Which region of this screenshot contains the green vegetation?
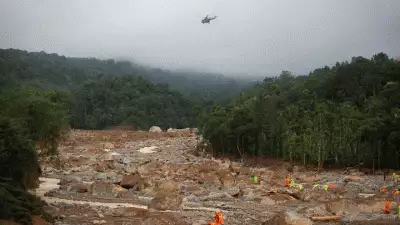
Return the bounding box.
[0,48,254,130]
[70,75,197,130]
[0,88,69,224]
[0,48,252,104]
[200,53,400,170]
[0,48,399,223]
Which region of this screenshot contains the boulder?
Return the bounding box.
[93,173,107,181]
[59,175,82,185]
[148,180,182,210]
[95,161,115,172]
[344,175,363,182]
[260,196,276,205]
[149,126,162,132]
[270,211,313,225]
[69,183,89,193]
[148,194,182,211]
[120,174,146,190]
[102,142,114,149]
[90,181,115,197]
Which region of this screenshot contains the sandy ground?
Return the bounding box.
[24,129,400,224]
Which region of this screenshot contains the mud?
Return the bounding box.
[26,129,400,224]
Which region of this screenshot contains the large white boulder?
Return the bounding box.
[149,126,162,132]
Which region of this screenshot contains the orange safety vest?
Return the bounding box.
[384,200,390,213]
[216,212,224,224]
[212,214,218,224]
[285,178,289,186]
[329,183,334,191]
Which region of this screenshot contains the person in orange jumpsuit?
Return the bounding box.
[216,211,224,224]
[384,199,391,214]
[212,211,224,224]
[285,176,290,187]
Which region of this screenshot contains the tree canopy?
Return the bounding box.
[0,48,253,104]
[200,53,400,170]
[70,75,198,130]
[0,87,69,224]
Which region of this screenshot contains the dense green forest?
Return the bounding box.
[200,53,400,170]
[0,48,255,130]
[0,48,254,104]
[69,75,198,130]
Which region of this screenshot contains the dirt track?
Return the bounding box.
[32,129,399,225]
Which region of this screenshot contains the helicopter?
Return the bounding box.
[201,15,217,24]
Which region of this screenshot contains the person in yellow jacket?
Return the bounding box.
[398,204,400,218]
[312,183,319,191]
[253,175,258,184]
[289,179,295,188]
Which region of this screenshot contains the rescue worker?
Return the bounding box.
[312,183,319,191]
[211,211,223,224]
[298,183,303,191]
[253,175,258,184]
[329,183,334,191]
[285,176,290,187]
[398,204,400,218]
[216,211,224,224]
[289,179,295,188]
[384,199,391,214]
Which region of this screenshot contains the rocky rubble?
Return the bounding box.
[33,129,400,225]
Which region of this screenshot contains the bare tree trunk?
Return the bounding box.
[236,133,243,160]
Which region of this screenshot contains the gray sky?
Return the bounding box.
[1,0,399,76]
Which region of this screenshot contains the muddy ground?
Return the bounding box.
[26,129,400,224]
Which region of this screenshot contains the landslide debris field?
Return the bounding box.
[34,129,399,225]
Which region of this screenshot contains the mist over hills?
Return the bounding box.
[0,48,258,103]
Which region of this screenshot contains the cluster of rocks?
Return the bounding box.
[36,129,400,225]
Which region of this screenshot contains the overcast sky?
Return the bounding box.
[1,0,399,76]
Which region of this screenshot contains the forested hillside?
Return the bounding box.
[200,53,400,170]
[69,76,197,130]
[0,48,253,103]
[0,48,257,130]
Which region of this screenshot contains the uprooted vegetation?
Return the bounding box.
[32,129,400,224]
